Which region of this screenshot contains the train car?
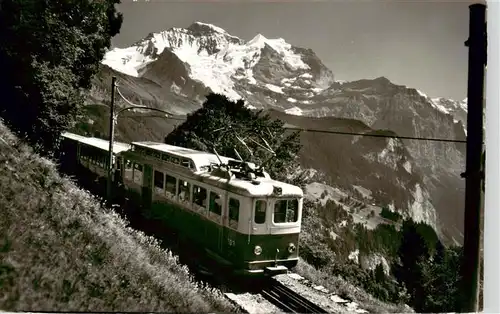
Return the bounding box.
[118,141,303,276]
[58,132,304,276]
[58,132,88,175]
[58,132,131,195]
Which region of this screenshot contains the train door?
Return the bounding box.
[142,164,153,210]
[206,189,225,253]
[217,191,230,253]
[222,194,242,263]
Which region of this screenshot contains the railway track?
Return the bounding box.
[260,278,329,313]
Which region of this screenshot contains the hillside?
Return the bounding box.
[90,21,468,245]
[0,119,238,312]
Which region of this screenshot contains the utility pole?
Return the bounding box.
[460,3,487,312]
[106,76,117,204]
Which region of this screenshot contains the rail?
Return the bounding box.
[260,278,329,313]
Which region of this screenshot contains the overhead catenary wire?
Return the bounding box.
[124,114,468,144]
[115,85,139,108]
[111,82,467,144]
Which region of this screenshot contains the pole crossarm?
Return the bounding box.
[115,105,176,118]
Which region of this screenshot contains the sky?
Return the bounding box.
[112,0,475,100]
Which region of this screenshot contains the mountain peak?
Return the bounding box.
[187,21,228,34]
[249,33,267,45]
[373,76,391,83]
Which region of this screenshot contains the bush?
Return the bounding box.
[380,206,402,222]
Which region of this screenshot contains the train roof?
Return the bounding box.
[62,132,131,154]
[129,141,303,197]
[200,172,303,198]
[60,133,303,197]
[131,141,256,172]
[61,132,88,141]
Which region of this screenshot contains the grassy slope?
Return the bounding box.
[0,120,238,312]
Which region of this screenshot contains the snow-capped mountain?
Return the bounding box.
[103,21,334,105]
[431,97,468,135]
[91,21,468,244]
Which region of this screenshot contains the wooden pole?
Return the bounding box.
[460,3,486,312]
[106,76,117,204]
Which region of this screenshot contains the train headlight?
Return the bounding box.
[288,243,296,254]
[254,245,262,256]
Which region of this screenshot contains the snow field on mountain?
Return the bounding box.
[103,23,311,101]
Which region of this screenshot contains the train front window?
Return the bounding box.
[254,200,267,224]
[273,199,299,223]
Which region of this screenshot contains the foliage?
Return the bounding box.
[380,206,402,222]
[0,0,123,155]
[391,219,464,313]
[165,93,306,185]
[418,244,462,312]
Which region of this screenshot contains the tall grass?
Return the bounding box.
[0,120,239,312]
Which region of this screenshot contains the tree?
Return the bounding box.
[165,93,305,185]
[419,245,462,312]
[0,0,123,155]
[392,219,432,309]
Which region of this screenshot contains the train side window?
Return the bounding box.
[83,147,89,161]
[178,180,191,203]
[254,200,267,224]
[165,174,177,198]
[193,185,207,211]
[228,198,240,229]
[181,159,191,168]
[153,170,164,194]
[274,199,299,223]
[133,163,143,185]
[124,159,133,180]
[209,191,222,216]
